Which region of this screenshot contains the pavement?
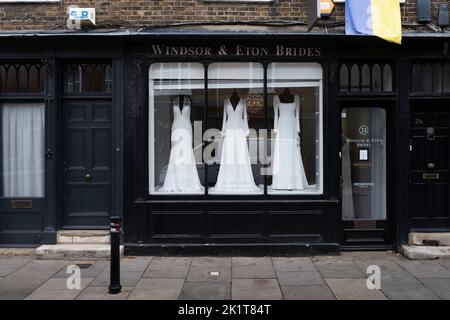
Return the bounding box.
[1,251,450,300]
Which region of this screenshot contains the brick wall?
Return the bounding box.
[0,0,448,31]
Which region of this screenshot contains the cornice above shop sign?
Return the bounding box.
[146,44,322,58]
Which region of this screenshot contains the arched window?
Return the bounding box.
[63,63,112,95]
[383,64,393,92]
[361,64,370,92]
[28,65,40,93]
[422,62,433,92]
[350,64,360,92]
[339,64,349,92]
[17,65,28,92]
[412,63,423,92]
[372,64,382,92]
[0,62,45,94]
[6,65,18,92]
[0,64,6,92]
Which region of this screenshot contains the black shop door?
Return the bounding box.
[410,106,450,229]
[62,99,112,229]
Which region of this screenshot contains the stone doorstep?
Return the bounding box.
[401,245,450,260]
[408,232,450,246]
[35,244,123,260]
[57,230,110,244]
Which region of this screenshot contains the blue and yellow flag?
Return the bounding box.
[345,0,402,45]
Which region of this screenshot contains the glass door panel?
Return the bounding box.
[341,107,386,220]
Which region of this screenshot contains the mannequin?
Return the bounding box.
[178,95,185,111]
[212,91,259,193]
[230,89,241,110]
[271,92,309,191]
[161,95,203,193]
[278,87,295,103]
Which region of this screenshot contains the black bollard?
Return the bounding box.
[108,216,122,294]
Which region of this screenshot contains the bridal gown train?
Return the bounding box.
[161,100,203,192]
[271,95,309,190]
[213,97,259,192]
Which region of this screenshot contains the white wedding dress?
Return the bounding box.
[212,97,259,193]
[271,95,309,190]
[161,98,203,193]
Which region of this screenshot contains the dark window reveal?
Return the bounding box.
[412,61,450,94]
[339,62,394,93]
[64,63,112,94]
[0,63,45,94]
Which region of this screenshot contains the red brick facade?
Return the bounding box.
[0,1,448,31]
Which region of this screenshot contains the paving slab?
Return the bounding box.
[378,269,422,287]
[353,259,403,274]
[438,260,450,269]
[381,283,441,300]
[120,256,153,272]
[419,278,450,300]
[277,271,324,286]
[0,256,32,277]
[52,260,108,278]
[90,270,143,287]
[272,257,316,272]
[186,257,231,282]
[396,260,450,279]
[76,286,133,300]
[129,278,184,300]
[25,277,93,300]
[232,257,276,279]
[179,281,231,300]
[316,262,366,279]
[143,257,192,278]
[312,251,399,263]
[0,260,68,300]
[232,257,272,266]
[325,279,387,300]
[231,279,282,300]
[281,285,336,300]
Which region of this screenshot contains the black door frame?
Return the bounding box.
[56,58,123,231]
[337,99,396,248]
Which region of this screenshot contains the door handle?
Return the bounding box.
[85,174,92,180]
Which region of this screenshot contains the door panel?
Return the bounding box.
[341,107,390,246]
[62,99,112,228]
[410,107,450,228]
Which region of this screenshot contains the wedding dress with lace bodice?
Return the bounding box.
[271,95,309,190]
[212,97,259,193]
[161,97,203,192]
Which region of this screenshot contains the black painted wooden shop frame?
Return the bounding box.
[0,38,124,247]
[123,35,404,255]
[0,33,449,254]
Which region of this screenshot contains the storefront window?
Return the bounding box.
[341,107,386,220]
[149,63,204,194]
[207,63,264,194]
[148,62,323,196]
[267,63,323,194]
[1,103,45,197]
